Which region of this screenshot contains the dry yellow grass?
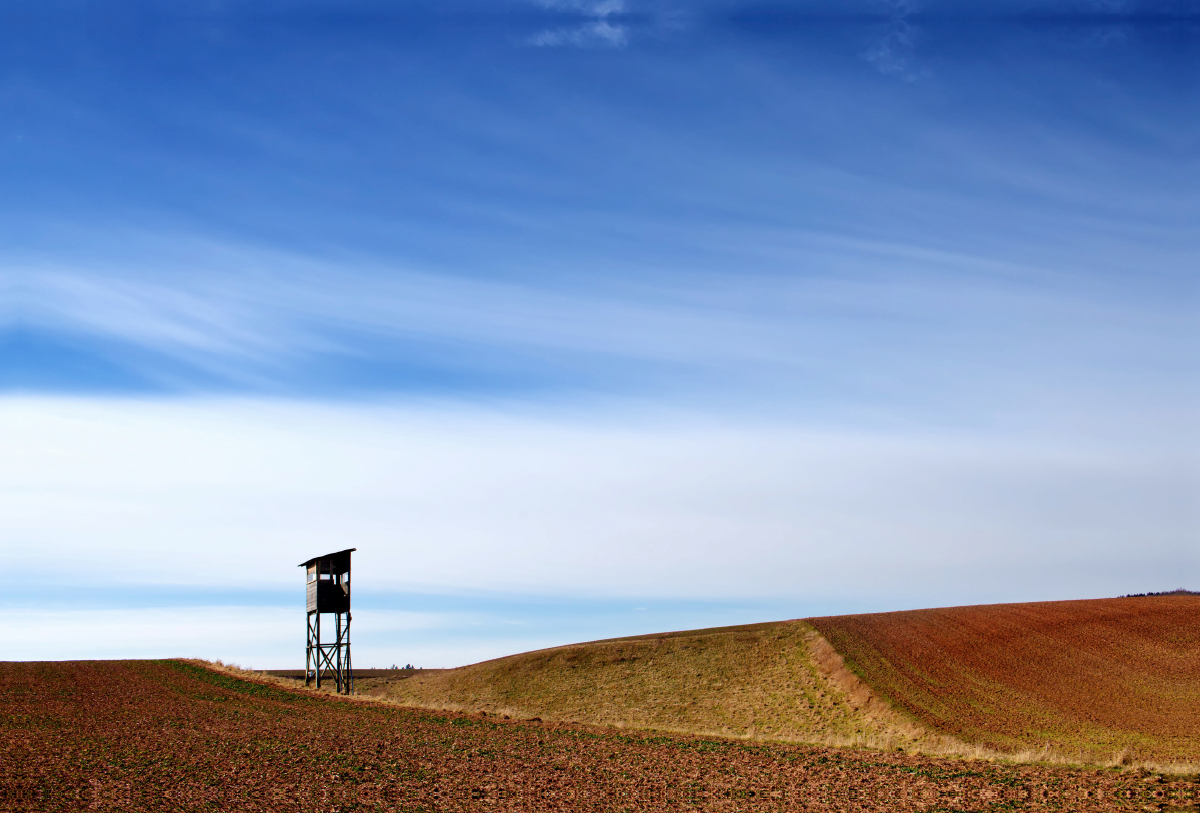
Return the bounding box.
[351,614,1199,775]
[362,620,939,751]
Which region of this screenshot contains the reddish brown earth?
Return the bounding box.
[2,660,1196,812]
[809,595,1200,763]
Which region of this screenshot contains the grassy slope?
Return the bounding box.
[364,620,921,750]
[363,596,1198,766]
[809,595,1200,763]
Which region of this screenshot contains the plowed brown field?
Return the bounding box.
[809,595,1200,764]
[3,659,1197,812]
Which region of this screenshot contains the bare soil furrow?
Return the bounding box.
[2,659,1196,812]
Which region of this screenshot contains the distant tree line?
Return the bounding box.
[1119,588,1198,597]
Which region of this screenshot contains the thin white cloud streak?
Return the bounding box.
[3,232,1189,425]
[526,0,630,47]
[3,398,1193,606]
[528,20,629,47]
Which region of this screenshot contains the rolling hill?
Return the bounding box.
[362,595,1200,766]
[362,619,928,751]
[809,594,1200,764]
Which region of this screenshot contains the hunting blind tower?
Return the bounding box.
[300,548,355,694]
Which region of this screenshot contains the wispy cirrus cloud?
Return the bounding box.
[528,19,630,47]
[862,1,927,80]
[526,0,632,47]
[2,224,1190,450]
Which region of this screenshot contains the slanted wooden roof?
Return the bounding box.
[298,548,356,569]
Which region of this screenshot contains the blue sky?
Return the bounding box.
[1,1,1196,667]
